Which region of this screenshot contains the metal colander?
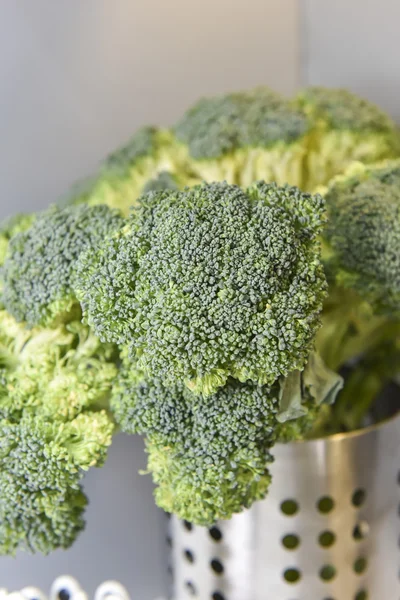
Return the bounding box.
[168,410,400,600]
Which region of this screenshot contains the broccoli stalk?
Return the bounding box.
[315,287,400,371]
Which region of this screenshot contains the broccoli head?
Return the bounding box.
[294,87,400,190]
[111,351,342,524]
[0,310,117,554]
[2,203,123,327]
[76,181,327,395]
[174,86,310,187]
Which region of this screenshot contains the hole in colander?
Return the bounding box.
[283,568,301,583]
[354,591,368,600]
[184,549,195,563]
[209,526,223,542]
[280,499,299,516]
[167,565,173,576]
[210,558,224,575]
[320,564,337,581]
[318,530,336,547]
[185,581,196,596]
[353,521,369,540]
[282,533,300,550]
[397,470,400,485]
[354,557,368,574]
[166,536,172,547]
[212,593,225,600]
[317,496,335,514]
[352,489,366,507]
[183,520,193,532]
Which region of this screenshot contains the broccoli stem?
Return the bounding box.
[329,367,385,432]
[316,286,400,371]
[311,335,400,436]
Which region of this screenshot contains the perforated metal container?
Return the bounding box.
[168,411,400,600]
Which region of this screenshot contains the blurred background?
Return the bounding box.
[0,1,399,598]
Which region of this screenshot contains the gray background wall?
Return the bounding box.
[303,0,400,122]
[0,0,300,219]
[0,1,398,598]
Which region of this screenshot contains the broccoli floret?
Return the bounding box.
[313,160,400,372]
[0,213,35,308]
[56,173,99,209]
[0,468,87,556]
[0,214,34,267]
[0,412,111,555]
[324,160,400,315]
[174,86,310,187]
[111,374,278,525]
[56,129,198,215]
[2,203,123,327]
[141,169,201,195]
[146,434,273,525]
[76,182,327,395]
[111,352,342,524]
[142,170,180,194]
[294,87,400,190]
[78,127,195,215]
[0,311,117,554]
